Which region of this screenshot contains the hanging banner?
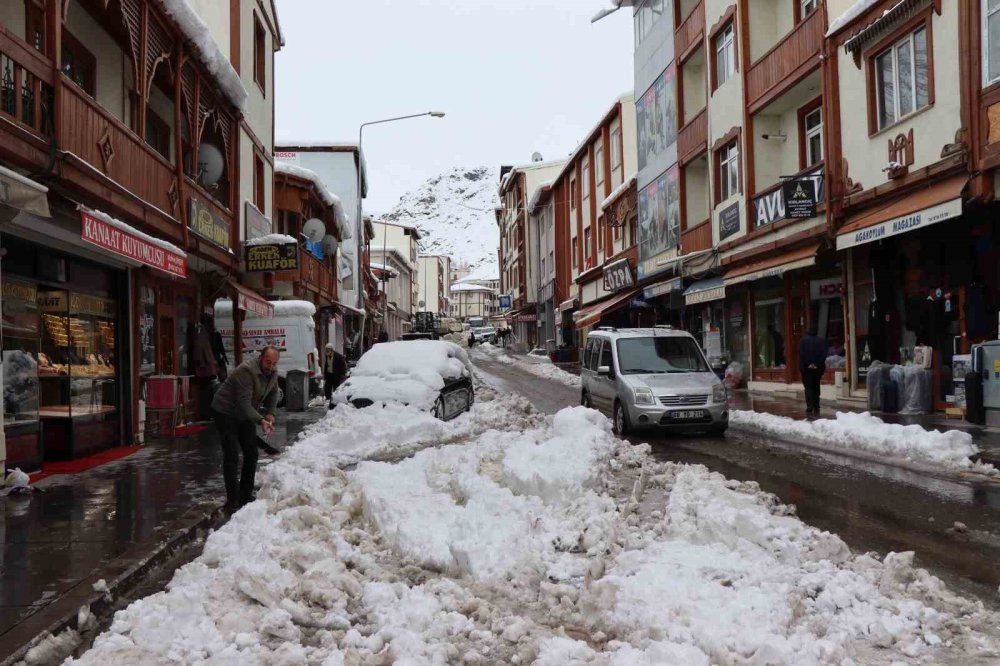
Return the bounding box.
[81,210,187,277]
[782,178,818,218]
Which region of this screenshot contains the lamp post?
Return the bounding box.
[357,111,445,342]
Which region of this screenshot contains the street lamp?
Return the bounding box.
[356,111,446,342]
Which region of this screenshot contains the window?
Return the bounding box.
[254,152,265,210]
[610,124,622,171]
[572,237,579,268]
[633,0,665,47]
[717,139,739,202]
[600,340,614,371]
[583,227,591,261]
[985,0,1000,86]
[615,337,710,374]
[25,1,46,53]
[802,105,823,167]
[715,22,736,88]
[800,0,819,19]
[254,13,266,92]
[548,250,554,274]
[595,143,604,187]
[62,31,96,96]
[582,157,590,200]
[874,26,929,130]
[570,179,578,210]
[145,110,171,160]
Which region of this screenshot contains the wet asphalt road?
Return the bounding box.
[472,352,1000,608]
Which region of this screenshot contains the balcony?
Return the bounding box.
[674,0,704,61]
[300,250,337,302]
[678,108,707,165]
[0,27,54,157]
[745,6,824,115]
[681,219,712,253]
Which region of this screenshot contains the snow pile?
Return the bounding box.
[68,396,1000,665]
[335,340,472,409]
[731,410,995,475]
[381,166,500,276]
[476,343,582,388]
[244,233,297,246]
[159,0,247,110]
[215,299,316,319]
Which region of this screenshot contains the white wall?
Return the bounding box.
[239,0,275,146]
[66,0,125,121]
[683,155,709,228]
[748,0,794,64]
[682,50,707,123]
[188,0,230,56]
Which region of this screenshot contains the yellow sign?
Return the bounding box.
[70,293,115,317]
[189,197,230,248]
[246,243,299,272]
[3,281,37,303]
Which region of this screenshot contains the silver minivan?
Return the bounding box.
[580,327,728,436]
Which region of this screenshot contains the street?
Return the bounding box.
[472,350,1000,608]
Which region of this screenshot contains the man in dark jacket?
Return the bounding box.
[212,346,280,512]
[798,327,827,415]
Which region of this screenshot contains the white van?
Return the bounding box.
[214,299,319,405]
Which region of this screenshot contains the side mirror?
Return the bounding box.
[597,365,611,377]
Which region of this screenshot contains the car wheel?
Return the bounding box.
[613,400,631,437]
[581,391,592,408]
[707,424,727,437]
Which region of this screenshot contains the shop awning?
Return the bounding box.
[80,206,187,277]
[643,277,683,300]
[335,300,365,316]
[559,297,579,312]
[683,277,726,305]
[228,279,274,318]
[835,174,967,251]
[0,164,49,217]
[574,287,642,329]
[724,243,820,287]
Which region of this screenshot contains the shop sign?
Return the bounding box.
[686,285,726,305]
[81,210,187,277]
[188,197,230,249]
[603,259,635,293]
[515,312,537,322]
[236,291,274,318]
[245,243,299,272]
[719,202,741,241]
[836,197,962,251]
[644,277,683,300]
[810,277,844,300]
[3,281,38,333]
[245,201,272,241]
[782,178,818,219]
[70,293,115,317]
[499,294,512,310]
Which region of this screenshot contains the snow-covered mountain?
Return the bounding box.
[380,166,500,277]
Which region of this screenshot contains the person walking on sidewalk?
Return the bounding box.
[211,346,280,512]
[798,326,827,415]
[322,343,348,402]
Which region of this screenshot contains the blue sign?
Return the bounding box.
[499,295,512,310]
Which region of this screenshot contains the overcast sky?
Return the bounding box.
[274,0,634,215]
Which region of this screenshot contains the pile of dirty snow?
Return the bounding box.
[731,410,995,475]
[475,344,581,388]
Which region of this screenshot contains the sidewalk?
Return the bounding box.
[0,407,327,663]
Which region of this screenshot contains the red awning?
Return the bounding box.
[229,279,274,318]
[574,287,643,330]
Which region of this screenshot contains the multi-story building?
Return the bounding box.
[371,220,420,337]
[450,282,499,322]
[417,255,452,316]
[369,249,413,341]
[273,144,368,358]
[497,157,566,347]
[0,0,278,471]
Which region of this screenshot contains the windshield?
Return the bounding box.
[615,337,710,375]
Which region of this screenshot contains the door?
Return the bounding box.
[159,315,175,374]
[591,339,618,416]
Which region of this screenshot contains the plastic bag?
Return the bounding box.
[5,467,29,489]
[723,361,744,389]
[866,361,888,411]
[900,365,932,414]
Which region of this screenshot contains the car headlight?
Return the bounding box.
[633,387,655,406]
[712,383,727,403]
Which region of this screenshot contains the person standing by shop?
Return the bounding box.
[798,326,827,415]
[211,346,280,512]
[322,343,348,402]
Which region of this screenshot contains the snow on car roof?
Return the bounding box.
[336,340,472,410]
[588,327,694,339]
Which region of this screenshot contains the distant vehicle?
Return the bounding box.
[215,299,319,406]
[400,332,434,341]
[333,340,474,420]
[412,311,439,339]
[580,327,728,436]
[467,316,485,329]
[473,326,497,344]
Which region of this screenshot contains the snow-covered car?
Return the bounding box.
[332,340,474,420]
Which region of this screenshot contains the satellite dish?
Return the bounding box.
[302,218,326,243]
[322,234,339,255]
[531,152,543,163]
[198,142,225,186]
[418,300,425,308]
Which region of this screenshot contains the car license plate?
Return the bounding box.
[669,410,704,420]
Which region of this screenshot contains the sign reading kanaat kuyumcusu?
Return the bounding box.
[245,243,299,272]
[81,210,187,277]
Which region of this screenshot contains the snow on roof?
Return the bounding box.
[499,159,569,193]
[214,298,316,318]
[159,0,247,111]
[244,233,297,247]
[373,219,422,239]
[276,142,360,150]
[827,0,882,36]
[551,93,635,186]
[336,340,471,409]
[451,282,497,293]
[78,205,186,257]
[275,161,352,240]
[370,262,400,278]
[527,181,553,215]
[600,173,637,211]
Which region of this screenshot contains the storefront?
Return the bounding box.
[836,175,983,406]
[682,277,728,374]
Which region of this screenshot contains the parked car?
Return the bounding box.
[332,340,474,421]
[580,326,728,436]
[400,332,434,341]
[473,326,497,344]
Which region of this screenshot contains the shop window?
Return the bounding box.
[873,24,930,130]
[254,13,267,93]
[3,280,41,428]
[754,281,786,369]
[139,286,156,375]
[985,0,1000,86]
[713,22,736,90]
[61,31,96,97]
[810,282,846,371]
